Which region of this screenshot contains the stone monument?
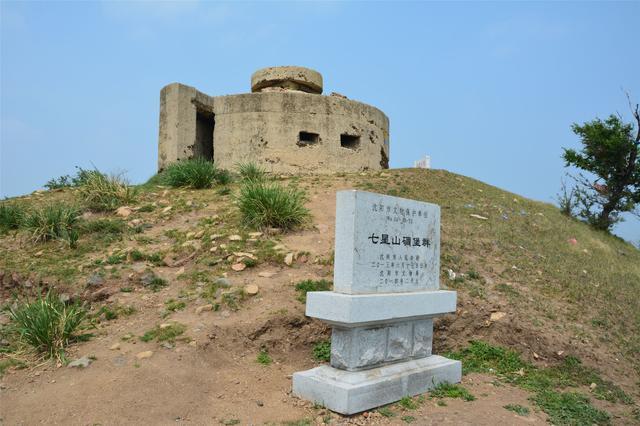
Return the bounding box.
[292,190,461,415]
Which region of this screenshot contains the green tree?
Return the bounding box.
[562,101,640,231]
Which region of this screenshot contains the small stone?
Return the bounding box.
[130,218,142,226]
[228,234,242,241]
[34,250,43,257]
[589,382,597,390]
[161,342,174,349]
[209,246,218,253]
[244,284,259,296]
[210,234,223,240]
[196,304,214,314]
[140,272,156,286]
[115,206,133,217]
[186,232,196,239]
[215,278,231,288]
[447,269,456,280]
[284,252,294,266]
[234,252,257,260]
[231,263,246,272]
[162,206,172,213]
[194,230,205,239]
[136,351,154,359]
[490,312,506,321]
[86,273,105,287]
[68,356,92,368]
[109,343,120,350]
[258,271,275,278]
[273,244,287,251]
[188,341,197,347]
[159,323,172,329]
[533,352,540,360]
[58,293,71,304]
[248,232,263,238]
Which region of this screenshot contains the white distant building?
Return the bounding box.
[414,155,431,169]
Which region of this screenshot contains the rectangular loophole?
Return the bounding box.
[341,134,360,150]
[298,131,319,146]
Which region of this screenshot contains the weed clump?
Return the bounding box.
[312,340,331,362]
[77,170,136,211]
[295,279,332,303]
[140,323,186,343]
[161,158,229,189]
[44,166,101,190]
[0,202,26,232]
[256,349,272,365]
[23,203,80,247]
[430,383,476,401]
[8,291,89,361]
[238,181,310,230]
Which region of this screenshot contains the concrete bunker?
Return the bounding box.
[157,66,390,173]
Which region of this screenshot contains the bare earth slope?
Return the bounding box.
[1,169,639,425]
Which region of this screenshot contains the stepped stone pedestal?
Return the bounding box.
[292,190,461,415]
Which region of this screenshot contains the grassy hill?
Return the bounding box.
[1,168,639,424]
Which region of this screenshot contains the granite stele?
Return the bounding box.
[292,190,461,415]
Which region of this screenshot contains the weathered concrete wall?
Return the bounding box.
[157,68,390,173]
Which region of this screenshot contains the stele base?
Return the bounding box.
[292,355,462,415]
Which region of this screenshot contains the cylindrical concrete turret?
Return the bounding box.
[251,66,323,94]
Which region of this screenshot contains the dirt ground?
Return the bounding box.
[1,174,638,425]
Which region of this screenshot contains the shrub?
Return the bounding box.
[9,291,89,361]
[256,349,272,365]
[238,162,266,182]
[23,203,80,247]
[161,158,229,189]
[295,279,332,303]
[44,166,101,190]
[77,170,136,211]
[0,202,26,232]
[238,181,310,230]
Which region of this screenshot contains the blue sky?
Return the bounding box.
[1,1,639,244]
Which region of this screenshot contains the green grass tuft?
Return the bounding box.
[295,279,332,303]
[76,170,136,212]
[533,390,610,425]
[8,291,89,361]
[161,158,229,189]
[237,180,310,230]
[0,202,26,232]
[140,323,186,343]
[23,203,80,247]
[430,383,476,401]
[237,162,266,182]
[503,404,530,416]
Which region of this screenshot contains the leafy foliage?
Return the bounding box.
[23,203,80,247]
[238,181,310,230]
[563,111,640,231]
[312,340,331,362]
[161,158,229,189]
[9,291,89,361]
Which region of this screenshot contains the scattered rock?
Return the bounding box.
[447,269,456,280]
[161,342,174,349]
[136,351,153,360]
[159,323,172,329]
[248,232,263,238]
[470,214,488,220]
[215,278,231,288]
[589,382,597,391]
[186,231,196,239]
[58,293,71,304]
[162,206,172,213]
[115,206,133,217]
[244,284,259,296]
[284,252,294,266]
[109,343,120,351]
[209,246,218,253]
[210,234,223,240]
[34,250,43,257]
[568,238,578,245]
[89,287,112,302]
[258,271,275,278]
[194,230,205,239]
[86,273,105,288]
[68,356,92,368]
[130,218,142,226]
[234,252,257,260]
[196,304,214,314]
[490,312,506,321]
[228,235,242,241]
[273,244,287,251]
[140,272,156,286]
[231,263,246,272]
[163,255,176,267]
